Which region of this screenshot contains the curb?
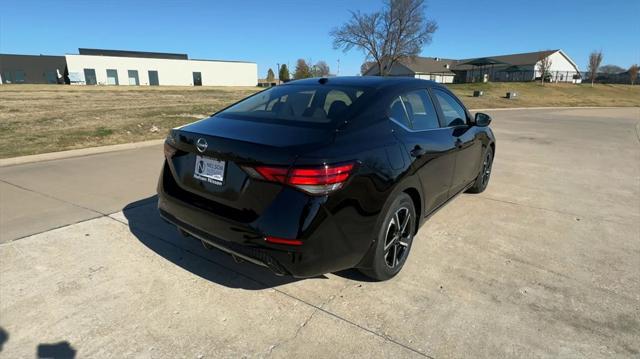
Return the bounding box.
[1,107,637,167]
[0,139,165,167]
[469,106,638,112]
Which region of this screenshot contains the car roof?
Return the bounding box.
[283,76,439,90]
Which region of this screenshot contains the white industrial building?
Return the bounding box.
[1,48,258,86]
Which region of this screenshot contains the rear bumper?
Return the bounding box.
[158,208,290,275]
[157,162,372,277]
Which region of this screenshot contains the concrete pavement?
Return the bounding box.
[0,108,639,358]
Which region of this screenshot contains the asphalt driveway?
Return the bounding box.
[1,108,638,358]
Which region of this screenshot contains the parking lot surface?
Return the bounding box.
[1,108,639,358]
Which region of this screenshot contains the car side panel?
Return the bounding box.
[429,86,485,194]
[450,126,484,193]
[389,121,457,215]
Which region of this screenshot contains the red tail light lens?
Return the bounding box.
[264,236,303,246]
[244,162,356,195]
[254,166,288,182]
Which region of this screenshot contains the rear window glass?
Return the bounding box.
[218,85,368,124]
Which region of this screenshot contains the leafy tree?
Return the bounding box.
[266,68,275,81]
[278,64,290,82]
[331,0,437,76]
[629,64,639,85]
[293,59,313,79]
[588,50,603,87]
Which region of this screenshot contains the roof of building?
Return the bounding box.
[78,48,189,60]
[453,50,558,70]
[399,57,457,74]
[364,50,573,75]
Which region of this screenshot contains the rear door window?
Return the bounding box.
[433,90,467,127]
[400,90,439,130]
[388,96,411,129]
[388,90,440,130]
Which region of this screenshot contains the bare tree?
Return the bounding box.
[629,64,639,85]
[537,55,552,85]
[588,50,604,87]
[331,0,437,76]
[313,61,331,77]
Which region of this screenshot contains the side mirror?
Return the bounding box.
[474,112,492,127]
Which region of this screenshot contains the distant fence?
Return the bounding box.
[583,72,639,84]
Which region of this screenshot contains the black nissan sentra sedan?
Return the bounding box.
[158,77,495,280]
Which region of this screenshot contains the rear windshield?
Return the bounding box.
[217,85,369,124]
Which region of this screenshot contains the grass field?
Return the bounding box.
[1,82,638,158]
[447,82,640,109]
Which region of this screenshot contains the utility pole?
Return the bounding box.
[276,63,280,84]
[336,58,340,76]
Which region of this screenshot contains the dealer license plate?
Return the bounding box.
[193,155,225,185]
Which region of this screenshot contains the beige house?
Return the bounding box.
[363,57,456,83]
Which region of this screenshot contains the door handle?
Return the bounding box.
[410,145,426,157]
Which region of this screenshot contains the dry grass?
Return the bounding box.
[0,85,260,158]
[1,83,638,158]
[447,82,640,109]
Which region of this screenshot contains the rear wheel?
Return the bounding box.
[359,193,416,281]
[467,147,493,194]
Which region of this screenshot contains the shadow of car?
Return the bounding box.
[122,196,329,289]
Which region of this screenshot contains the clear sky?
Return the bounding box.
[1,0,638,77]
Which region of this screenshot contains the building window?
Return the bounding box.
[106,69,119,85]
[84,69,97,85]
[192,72,202,86]
[127,70,139,85]
[148,70,159,86]
[2,71,13,84]
[45,71,57,84]
[13,70,26,83]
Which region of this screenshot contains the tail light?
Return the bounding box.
[264,236,303,246]
[242,162,356,195]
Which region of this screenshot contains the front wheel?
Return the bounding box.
[467,146,494,194]
[359,193,416,281]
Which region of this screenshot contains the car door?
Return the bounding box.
[431,88,483,195]
[388,88,457,215]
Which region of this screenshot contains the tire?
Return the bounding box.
[467,146,494,194]
[359,193,416,281]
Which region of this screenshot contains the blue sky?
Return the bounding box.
[1,0,638,77]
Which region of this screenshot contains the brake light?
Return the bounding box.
[244,162,356,195]
[264,236,303,246]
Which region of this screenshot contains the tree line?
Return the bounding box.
[587,50,637,86]
[266,59,331,82]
